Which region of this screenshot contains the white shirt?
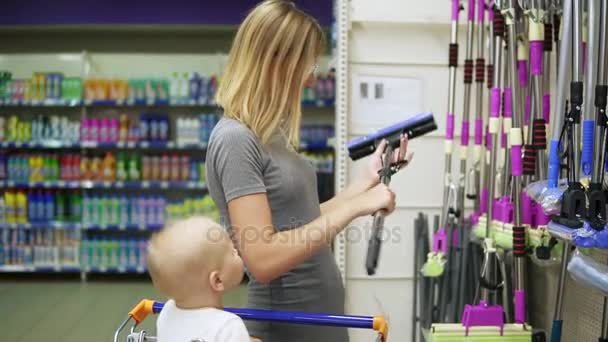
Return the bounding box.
[157,300,250,342]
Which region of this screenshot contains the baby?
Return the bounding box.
[148,216,251,342]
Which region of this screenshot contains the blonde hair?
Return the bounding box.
[216,0,325,147]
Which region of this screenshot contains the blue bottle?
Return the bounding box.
[44,192,54,222]
[28,192,37,222]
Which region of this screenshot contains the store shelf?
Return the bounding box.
[299,142,333,151]
[0,223,162,231]
[86,266,147,274]
[1,180,207,190]
[0,141,206,150]
[0,265,146,274]
[0,98,335,108]
[0,265,81,273]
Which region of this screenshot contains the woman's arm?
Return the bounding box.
[228,184,395,284]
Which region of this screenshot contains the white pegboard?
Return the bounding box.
[530,249,608,342]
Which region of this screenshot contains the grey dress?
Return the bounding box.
[206,117,348,342]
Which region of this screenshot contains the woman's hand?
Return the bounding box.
[364,134,414,188]
[351,183,396,216]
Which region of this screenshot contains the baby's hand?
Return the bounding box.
[250,338,263,342]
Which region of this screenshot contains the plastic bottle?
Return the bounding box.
[16,191,27,224]
[127,238,137,268]
[138,238,147,269]
[170,155,180,181]
[128,154,140,181]
[0,197,5,224]
[159,116,168,142]
[72,193,82,223]
[116,153,127,181]
[118,239,128,268]
[159,155,169,181]
[72,155,80,181]
[44,192,54,222]
[119,114,129,143]
[150,156,160,181]
[28,192,37,223]
[109,118,119,143]
[54,191,63,222]
[89,118,99,143]
[90,195,99,225]
[82,194,90,225]
[138,196,147,226]
[102,152,115,181]
[139,115,148,142]
[120,196,129,226]
[149,118,159,142]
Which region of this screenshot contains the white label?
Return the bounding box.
[510,128,523,146]
[444,140,453,154]
[140,142,149,148]
[160,181,169,189]
[460,145,468,160]
[503,118,512,133]
[142,181,150,188]
[489,118,500,134]
[116,181,124,188]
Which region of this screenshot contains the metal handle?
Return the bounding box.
[366,214,385,275]
[119,299,389,342]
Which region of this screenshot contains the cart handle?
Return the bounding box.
[128,299,388,342]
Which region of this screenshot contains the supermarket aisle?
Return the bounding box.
[0,280,247,342]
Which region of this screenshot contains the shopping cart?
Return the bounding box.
[115,299,389,342]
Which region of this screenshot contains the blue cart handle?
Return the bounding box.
[128,299,388,342]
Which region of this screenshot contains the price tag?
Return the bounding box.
[57,180,66,187]
[127,142,136,148]
[14,142,22,148]
[116,99,124,106]
[54,265,61,272]
[116,181,124,188]
[117,142,125,148]
[42,181,51,188]
[147,99,155,106]
[99,266,107,273]
[187,182,196,189]
[118,225,126,231]
[6,181,14,187]
[141,181,150,188]
[140,141,149,148]
[126,99,135,106]
[118,267,126,273]
[160,181,169,189]
[139,225,146,231]
[137,267,145,273]
[103,181,111,188]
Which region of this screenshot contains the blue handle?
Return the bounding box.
[551,319,562,342]
[548,139,561,188]
[347,112,436,150]
[151,302,375,329]
[581,119,594,176]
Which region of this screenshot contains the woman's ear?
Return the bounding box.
[208,270,225,292]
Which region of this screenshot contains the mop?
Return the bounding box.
[346,113,438,275]
[430,3,533,340]
[422,0,462,322]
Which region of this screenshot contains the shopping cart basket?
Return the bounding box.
[115,299,389,342]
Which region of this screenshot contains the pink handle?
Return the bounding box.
[461,120,470,146]
[477,0,485,23]
[468,0,475,21]
[504,88,512,118]
[447,113,455,140]
[525,96,531,125]
[480,188,489,214]
[514,290,526,324]
[490,88,501,118]
[452,0,461,21]
[530,41,544,76]
[475,118,483,145]
[511,145,522,176]
[543,94,550,123]
[518,61,529,87]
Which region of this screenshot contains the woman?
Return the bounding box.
[206,1,412,341]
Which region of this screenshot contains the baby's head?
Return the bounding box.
[147,216,244,303]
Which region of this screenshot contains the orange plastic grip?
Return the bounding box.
[128,299,156,324]
[373,315,389,342]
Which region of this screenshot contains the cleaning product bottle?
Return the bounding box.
[170,155,180,181]
[116,152,127,181]
[138,238,147,269]
[15,191,27,224]
[44,192,54,222]
[71,193,81,223]
[28,192,37,223]
[82,194,90,225]
[120,196,129,226]
[119,114,128,143]
[4,192,14,224]
[160,154,170,181]
[128,238,137,268]
[119,238,128,269]
[128,154,140,181]
[102,152,115,181]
